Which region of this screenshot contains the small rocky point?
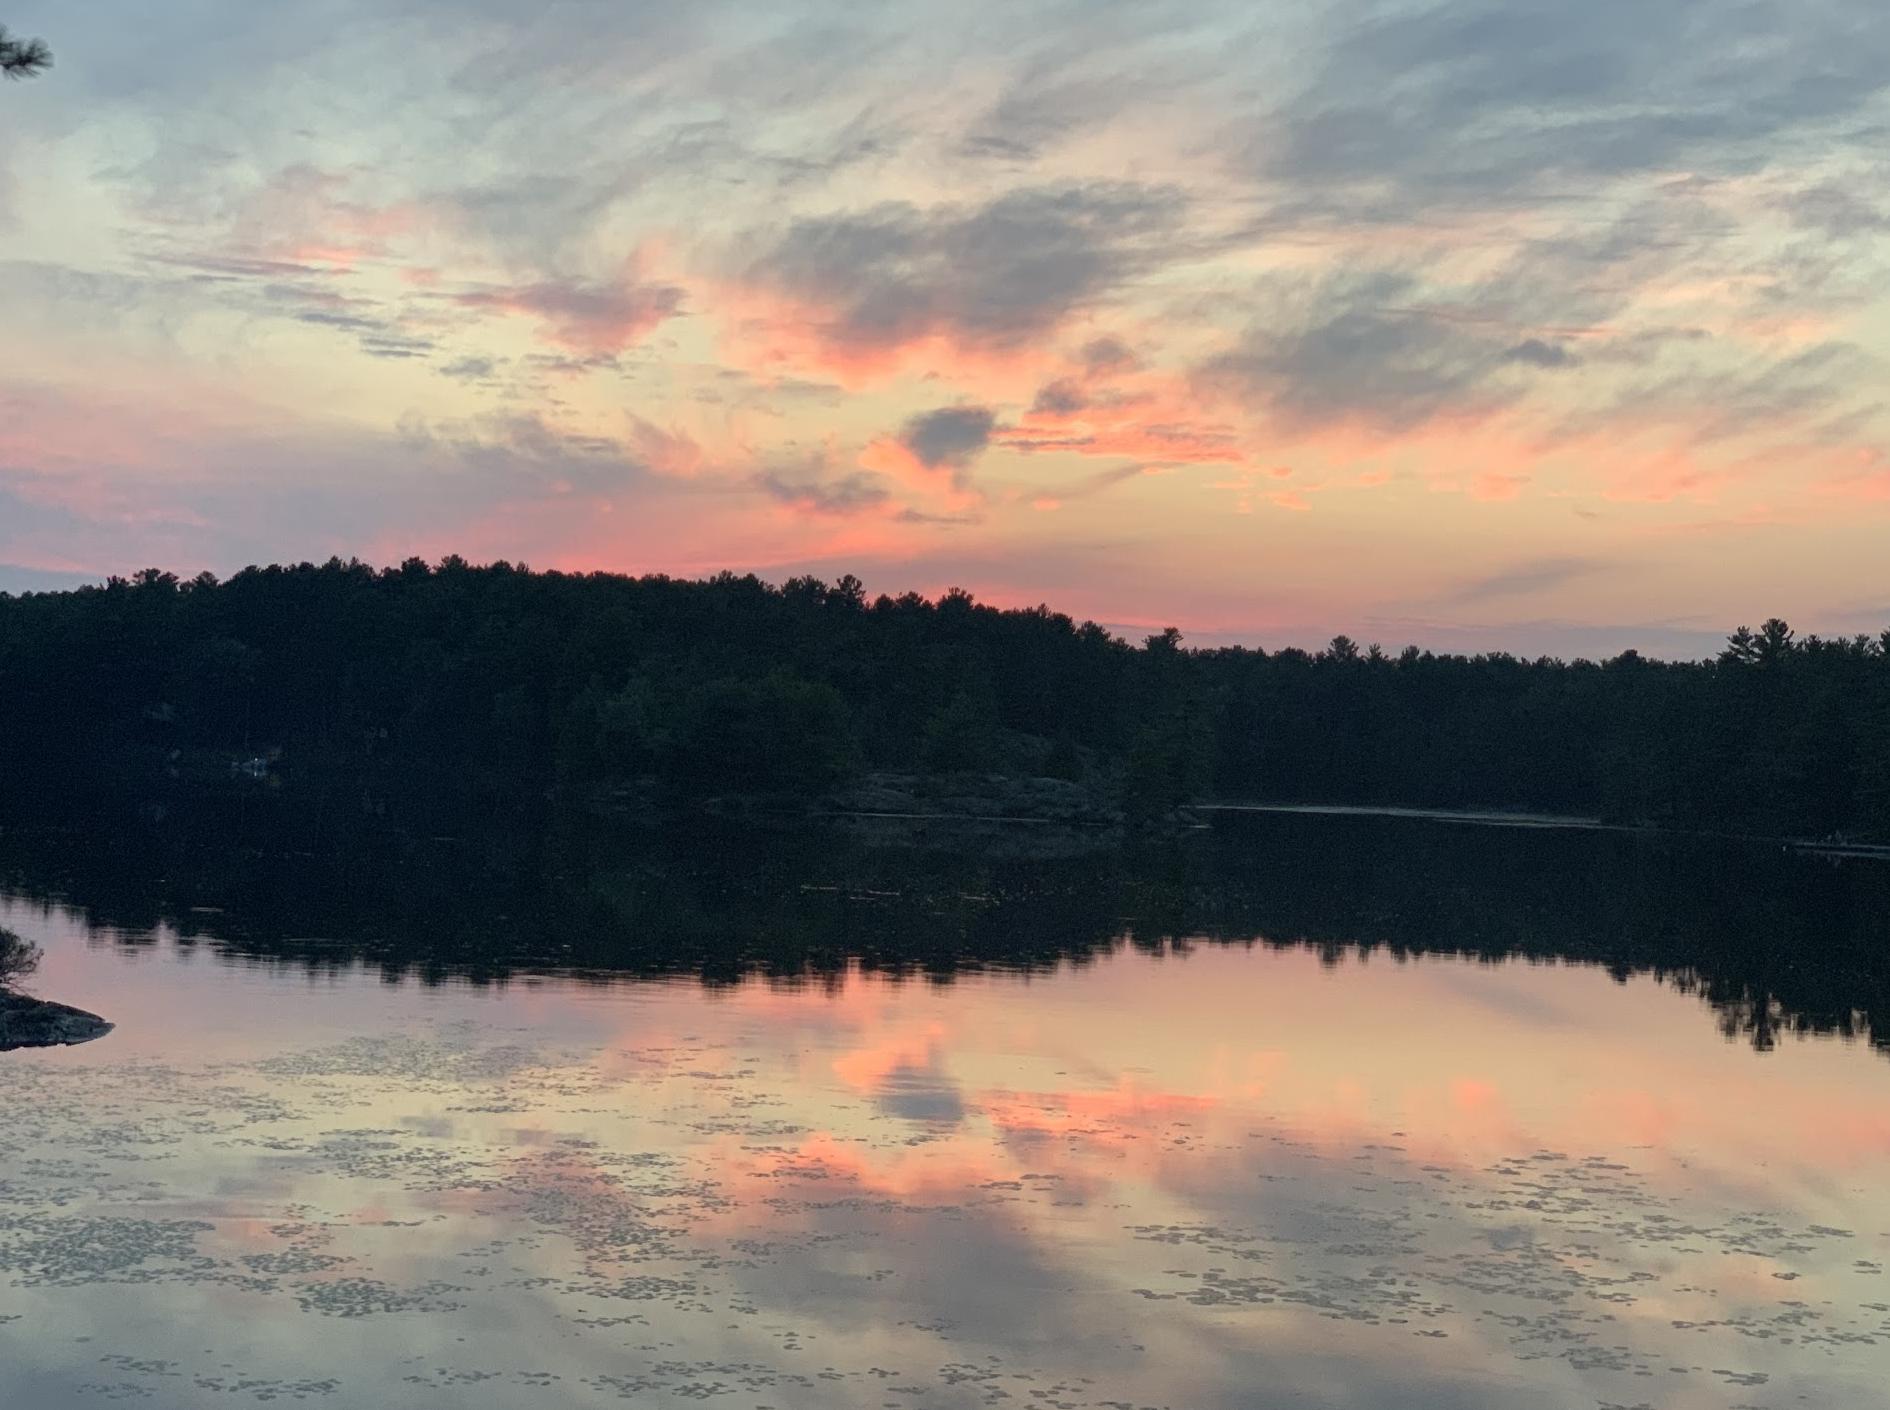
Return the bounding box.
[0,992,114,1051]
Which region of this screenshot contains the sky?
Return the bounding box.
[2,0,1888,656]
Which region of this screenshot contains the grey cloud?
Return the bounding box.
[4,257,384,361]
[1776,182,1890,239]
[1578,326,1711,367]
[413,107,905,274]
[1501,338,1579,369]
[255,281,374,316]
[1031,379,1089,415]
[1199,276,1517,432]
[146,251,339,280]
[453,276,685,356]
[360,334,435,359]
[294,310,383,332]
[740,183,1182,354]
[1079,335,1140,374]
[428,171,644,270]
[958,134,1040,163]
[439,1,712,90]
[1195,198,1765,430]
[289,305,434,361]
[438,355,502,381]
[753,469,890,515]
[1567,339,1878,447]
[1265,0,1890,211]
[953,2,1258,164]
[75,243,452,372]
[522,351,622,375]
[901,405,998,470]
[962,69,1128,163]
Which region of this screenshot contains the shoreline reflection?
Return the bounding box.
[1,803,1889,1408]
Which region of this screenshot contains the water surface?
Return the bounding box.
[2,809,1888,1408]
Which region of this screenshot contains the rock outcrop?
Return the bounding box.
[0,992,114,1051]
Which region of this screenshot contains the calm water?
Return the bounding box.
[2,806,1889,1408]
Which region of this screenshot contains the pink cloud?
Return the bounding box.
[1470,472,1527,502]
[626,417,708,478]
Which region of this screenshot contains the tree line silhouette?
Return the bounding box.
[2,559,1887,840]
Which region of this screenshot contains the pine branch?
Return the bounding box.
[0,25,52,79]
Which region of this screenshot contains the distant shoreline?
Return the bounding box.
[1198,801,1890,860]
[1198,801,1607,829]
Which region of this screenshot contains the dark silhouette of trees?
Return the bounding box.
[0,25,49,79]
[921,684,1004,773]
[2,559,1887,840]
[659,671,860,795]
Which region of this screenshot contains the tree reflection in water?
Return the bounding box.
[3,785,1885,1058]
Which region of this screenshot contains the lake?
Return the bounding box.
[2,801,1888,1408]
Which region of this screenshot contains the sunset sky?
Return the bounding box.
[3,0,1888,654]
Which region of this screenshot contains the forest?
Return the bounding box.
[2,558,1887,841]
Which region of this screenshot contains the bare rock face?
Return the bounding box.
[0,992,114,1051]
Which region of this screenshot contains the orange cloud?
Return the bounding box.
[857,437,981,512]
[1471,472,1528,502]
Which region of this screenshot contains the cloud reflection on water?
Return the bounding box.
[3,887,1888,1406]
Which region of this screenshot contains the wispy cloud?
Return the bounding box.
[1441,556,1609,604]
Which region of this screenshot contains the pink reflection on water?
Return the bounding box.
[6,893,1890,1407]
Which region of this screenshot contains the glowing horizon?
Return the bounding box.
[3,1,1888,657]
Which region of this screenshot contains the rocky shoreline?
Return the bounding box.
[824,772,1127,827]
[0,992,114,1051]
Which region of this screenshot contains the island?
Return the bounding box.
[0,928,112,1051]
